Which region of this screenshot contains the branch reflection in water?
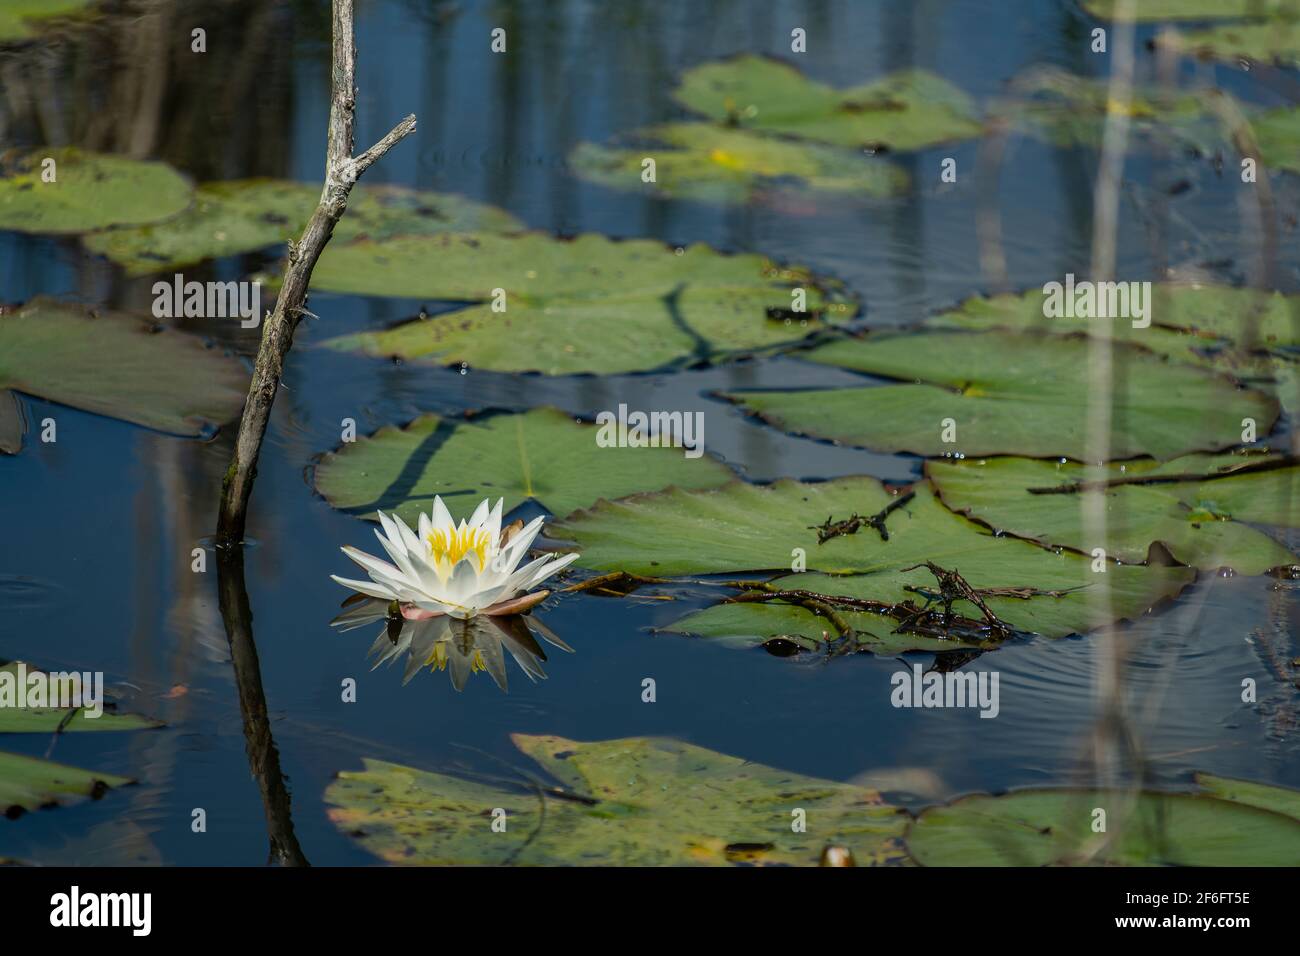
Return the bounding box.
[216,547,310,867]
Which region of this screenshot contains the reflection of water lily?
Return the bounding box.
[330,497,577,621]
[331,597,572,692]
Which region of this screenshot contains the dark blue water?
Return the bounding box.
[1,0,1298,865]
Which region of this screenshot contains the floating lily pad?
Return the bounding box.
[930,285,1300,354]
[325,734,908,866]
[556,478,1193,640]
[928,455,1299,574]
[1194,773,1300,820]
[1000,67,1220,151]
[1163,19,1300,66]
[0,389,22,454]
[1083,0,1294,21]
[664,601,990,656]
[1252,106,1300,175]
[0,148,191,235]
[314,406,734,524]
[570,123,908,204]
[905,788,1300,866]
[928,285,1300,424]
[313,232,853,375]
[0,297,247,453]
[83,179,523,276]
[725,331,1277,460]
[0,0,94,42]
[674,55,982,151]
[0,751,133,816]
[0,662,163,732]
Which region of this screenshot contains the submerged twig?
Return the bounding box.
[559,571,674,594]
[216,0,416,545]
[809,491,915,544]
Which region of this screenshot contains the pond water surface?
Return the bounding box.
[1,0,1298,865]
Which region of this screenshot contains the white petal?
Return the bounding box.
[486,499,504,544]
[499,553,556,593]
[468,498,490,530]
[374,519,418,580]
[330,575,398,600]
[341,545,407,588]
[410,597,456,616]
[443,558,488,612]
[517,551,579,591]
[432,496,453,531]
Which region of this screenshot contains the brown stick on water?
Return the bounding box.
[216,0,416,545]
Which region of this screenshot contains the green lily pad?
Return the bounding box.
[0,148,191,235]
[673,55,982,151]
[313,406,734,524]
[0,0,93,42]
[905,788,1300,866]
[0,297,247,453]
[313,232,854,375]
[1194,773,1300,820]
[1000,67,1220,151]
[83,178,523,277]
[0,751,133,816]
[928,455,1298,575]
[930,285,1300,354]
[1164,19,1300,66]
[1252,106,1300,175]
[555,478,1193,641]
[0,662,163,732]
[0,389,22,454]
[1083,0,1295,21]
[928,285,1300,428]
[570,123,908,204]
[325,734,909,866]
[724,331,1277,460]
[664,601,990,656]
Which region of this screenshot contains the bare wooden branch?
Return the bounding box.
[216,0,415,544]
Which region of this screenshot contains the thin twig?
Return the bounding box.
[1026,454,1298,495]
[809,491,916,543]
[216,0,416,544]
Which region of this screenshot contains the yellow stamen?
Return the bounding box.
[427,524,490,568]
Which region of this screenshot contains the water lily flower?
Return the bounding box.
[331,497,578,621]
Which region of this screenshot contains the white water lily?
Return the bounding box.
[331,497,578,621]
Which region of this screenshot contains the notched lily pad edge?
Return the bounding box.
[900,782,1300,866]
[672,51,985,151]
[552,474,1199,651]
[304,229,861,377]
[921,457,1300,576]
[0,294,250,441]
[718,326,1284,460]
[311,404,743,520]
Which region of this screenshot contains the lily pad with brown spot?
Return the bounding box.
[83,178,523,276]
[312,232,855,375]
[325,734,909,866]
[570,123,908,204]
[905,787,1300,866]
[554,478,1194,644]
[674,55,982,151]
[0,148,192,235]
